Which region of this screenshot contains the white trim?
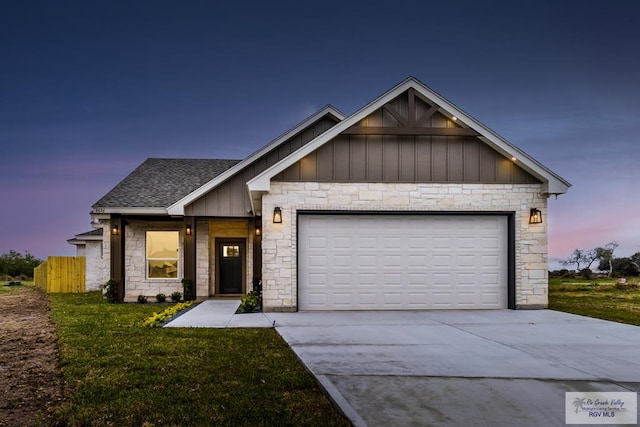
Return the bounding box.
[166,105,345,216]
[248,77,571,196]
[92,207,168,215]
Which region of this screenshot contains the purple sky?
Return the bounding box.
[1,1,639,269]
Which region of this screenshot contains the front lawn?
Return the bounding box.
[549,277,640,326]
[50,292,349,426]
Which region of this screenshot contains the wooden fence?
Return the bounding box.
[34,256,86,293]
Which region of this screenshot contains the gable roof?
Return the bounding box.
[93,158,240,214]
[67,228,103,246]
[166,105,345,215]
[246,77,570,212]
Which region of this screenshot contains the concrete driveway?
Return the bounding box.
[267,310,640,426]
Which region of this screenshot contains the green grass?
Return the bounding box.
[0,280,33,294]
[549,277,640,326]
[49,292,349,426]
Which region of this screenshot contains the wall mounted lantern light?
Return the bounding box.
[185,224,192,235]
[273,207,282,224]
[529,208,543,224]
[111,224,119,235]
[255,216,262,236]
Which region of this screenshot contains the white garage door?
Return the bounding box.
[298,214,508,310]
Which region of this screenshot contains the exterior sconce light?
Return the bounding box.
[273,207,282,224]
[111,224,119,235]
[185,224,192,235]
[529,208,542,224]
[255,216,262,236]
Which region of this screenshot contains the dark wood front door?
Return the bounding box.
[217,240,245,294]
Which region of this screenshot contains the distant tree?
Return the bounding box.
[595,242,619,277]
[0,250,43,278]
[561,248,599,272]
[630,252,640,271]
[561,249,586,272]
[607,258,640,277]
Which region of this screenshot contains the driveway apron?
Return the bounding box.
[267,310,640,427]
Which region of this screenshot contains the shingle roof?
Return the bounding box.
[76,229,103,237]
[67,228,103,245]
[93,158,241,208]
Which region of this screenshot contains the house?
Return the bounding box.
[74,77,570,310]
[67,229,104,291]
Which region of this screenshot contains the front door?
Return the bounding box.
[217,240,245,294]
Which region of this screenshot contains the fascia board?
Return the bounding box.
[167,105,346,216]
[415,79,572,193]
[91,207,168,215]
[248,77,571,194]
[77,235,103,241]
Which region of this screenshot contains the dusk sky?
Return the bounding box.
[1,1,639,270]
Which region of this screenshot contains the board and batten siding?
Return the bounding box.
[273,92,540,184]
[273,134,540,184]
[185,115,339,217]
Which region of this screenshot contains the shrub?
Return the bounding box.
[156,293,166,303]
[170,291,182,302]
[239,290,260,313]
[142,301,194,327]
[102,279,118,303]
[137,295,148,304]
[579,268,593,279]
[549,269,573,278]
[182,278,194,301]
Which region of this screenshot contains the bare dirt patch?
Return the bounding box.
[0,286,63,426]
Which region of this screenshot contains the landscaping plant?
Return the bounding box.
[181,277,194,301]
[102,278,118,303]
[240,290,260,313]
[142,301,194,327]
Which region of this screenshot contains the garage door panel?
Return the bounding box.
[298,214,507,310]
[333,255,352,267]
[308,273,327,285]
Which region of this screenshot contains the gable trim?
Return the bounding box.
[247,77,571,199]
[166,105,345,216]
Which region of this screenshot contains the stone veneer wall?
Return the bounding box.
[85,239,107,291]
[123,221,184,302]
[261,182,548,312]
[195,221,209,299]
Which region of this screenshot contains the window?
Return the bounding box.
[222,245,240,258]
[146,231,179,278]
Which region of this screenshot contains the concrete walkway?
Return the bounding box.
[164,305,640,426]
[163,300,273,328]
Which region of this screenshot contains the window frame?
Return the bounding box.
[145,230,180,280]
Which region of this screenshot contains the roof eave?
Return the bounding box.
[91,207,169,215]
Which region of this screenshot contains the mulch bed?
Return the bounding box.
[0,286,63,426]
